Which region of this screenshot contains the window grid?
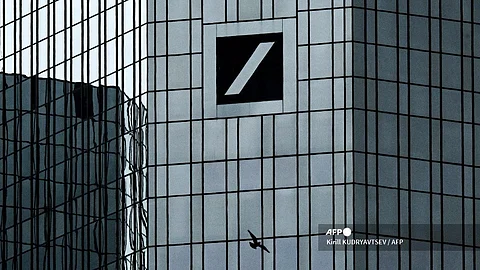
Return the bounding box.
[1,0,147,269]
[2,0,479,269]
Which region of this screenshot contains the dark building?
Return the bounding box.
[0,73,146,269]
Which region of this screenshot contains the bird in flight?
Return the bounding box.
[248,230,270,253]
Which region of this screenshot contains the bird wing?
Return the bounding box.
[260,244,270,253]
[248,230,258,243]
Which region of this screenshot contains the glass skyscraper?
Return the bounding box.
[2,0,480,269]
[146,0,480,269]
[0,74,127,269]
[350,0,479,268]
[1,1,148,269]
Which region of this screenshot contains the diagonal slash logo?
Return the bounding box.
[225,42,275,96]
[216,33,283,105]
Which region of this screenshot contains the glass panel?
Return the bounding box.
[310,10,332,43]
[443,121,462,163]
[299,113,309,153]
[203,0,225,23]
[378,155,397,188]
[167,55,191,89]
[311,0,332,9]
[192,244,203,268]
[169,245,191,269]
[311,154,333,185]
[431,19,440,52]
[274,114,297,155]
[298,12,309,45]
[310,44,332,79]
[411,159,430,192]
[151,198,167,245]
[378,112,397,155]
[378,187,398,231]
[312,240,334,268]
[168,122,190,163]
[377,11,396,46]
[410,117,430,160]
[239,117,262,158]
[168,0,190,19]
[410,16,429,50]
[333,9,344,42]
[240,236,262,269]
[377,46,397,80]
[442,20,461,54]
[275,189,297,235]
[168,90,191,121]
[443,196,462,241]
[410,50,429,85]
[168,164,191,195]
[334,78,345,108]
[442,89,461,121]
[334,110,345,151]
[442,54,461,89]
[410,85,429,117]
[239,0,261,20]
[275,237,297,270]
[311,186,332,229]
[204,162,226,193]
[239,159,261,190]
[192,196,203,242]
[239,191,261,239]
[205,243,227,269]
[298,46,309,80]
[443,164,462,196]
[298,188,310,235]
[310,111,332,153]
[377,0,396,11]
[441,0,460,20]
[227,193,238,240]
[168,196,191,244]
[377,81,397,113]
[204,194,226,241]
[275,157,297,188]
[204,119,226,161]
[168,21,190,54]
[310,79,332,110]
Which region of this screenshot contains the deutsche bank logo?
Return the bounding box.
[204,19,296,117]
[216,33,283,105]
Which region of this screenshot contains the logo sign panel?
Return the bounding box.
[216,33,283,105]
[204,19,297,118]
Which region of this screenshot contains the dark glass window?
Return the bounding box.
[73,82,94,120]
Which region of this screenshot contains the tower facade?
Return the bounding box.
[145,0,480,269]
[0,0,479,269]
[350,1,480,268]
[146,0,355,269]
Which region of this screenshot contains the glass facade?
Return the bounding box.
[146,0,480,269]
[0,1,148,269]
[1,0,480,269]
[351,0,480,269]
[146,0,355,269]
[0,74,125,269]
